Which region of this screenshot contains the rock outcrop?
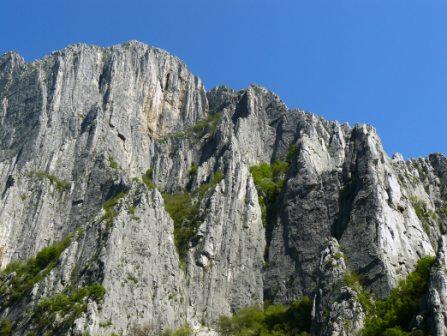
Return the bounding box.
[312,238,365,336]
[428,236,447,336]
[0,41,446,335]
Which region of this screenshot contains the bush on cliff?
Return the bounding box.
[217,296,312,336]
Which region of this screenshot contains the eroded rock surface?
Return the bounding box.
[0,42,446,335]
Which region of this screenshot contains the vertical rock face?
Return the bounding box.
[428,236,447,336]
[264,119,435,302]
[0,41,206,266]
[0,41,446,335]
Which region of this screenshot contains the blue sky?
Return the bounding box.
[1,0,446,158]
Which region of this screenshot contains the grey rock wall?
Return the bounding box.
[428,236,447,336]
[0,41,446,335]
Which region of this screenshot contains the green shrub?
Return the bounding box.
[189,163,198,177]
[439,205,447,217]
[35,283,106,334]
[409,196,437,235]
[128,205,136,215]
[410,197,436,220]
[0,320,11,336]
[144,168,153,179]
[196,171,224,197]
[87,283,106,300]
[250,161,288,206]
[36,235,71,270]
[190,112,222,139]
[108,156,119,170]
[162,192,199,264]
[279,296,312,334]
[32,170,71,192]
[102,191,127,226]
[208,112,222,137]
[381,327,410,336]
[169,112,222,141]
[333,252,343,260]
[162,325,193,336]
[286,144,297,162]
[0,235,73,306]
[344,271,363,289]
[162,171,224,266]
[343,271,374,314]
[217,296,311,336]
[250,161,289,262]
[142,168,156,189]
[192,119,209,136]
[37,283,105,313]
[362,256,436,336]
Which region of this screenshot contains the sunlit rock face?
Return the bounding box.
[0,41,446,335]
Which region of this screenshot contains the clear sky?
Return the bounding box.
[1,0,446,159]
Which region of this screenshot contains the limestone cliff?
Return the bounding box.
[0,41,446,335]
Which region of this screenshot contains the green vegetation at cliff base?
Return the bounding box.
[217,296,312,336]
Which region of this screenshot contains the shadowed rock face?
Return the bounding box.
[0,41,446,335]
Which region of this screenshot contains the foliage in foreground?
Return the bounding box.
[217,296,312,336]
[361,256,436,336]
